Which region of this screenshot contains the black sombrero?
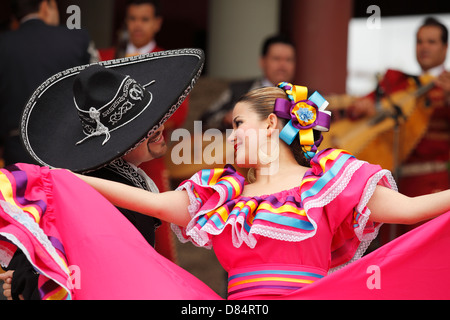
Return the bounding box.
[20,48,204,173]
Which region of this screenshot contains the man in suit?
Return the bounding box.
[99,0,163,60]
[201,34,297,131]
[0,0,95,166]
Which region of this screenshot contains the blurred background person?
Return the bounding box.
[200,34,296,131]
[348,17,450,242]
[0,0,96,167]
[98,0,163,60]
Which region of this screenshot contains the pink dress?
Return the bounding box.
[1,149,450,300]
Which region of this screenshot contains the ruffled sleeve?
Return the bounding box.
[171,165,245,248]
[300,149,397,271]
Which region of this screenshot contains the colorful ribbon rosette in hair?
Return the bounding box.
[274,82,331,159]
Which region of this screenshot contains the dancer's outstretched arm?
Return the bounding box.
[74,173,191,227]
[75,172,450,228]
[369,186,450,225]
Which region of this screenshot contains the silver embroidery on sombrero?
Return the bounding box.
[76,107,112,145]
[74,76,155,146]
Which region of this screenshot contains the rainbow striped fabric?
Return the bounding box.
[0,164,72,300]
[227,264,326,299]
[173,148,392,268]
[174,163,319,249]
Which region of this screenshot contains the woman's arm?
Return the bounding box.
[368,185,450,224]
[74,173,192,227]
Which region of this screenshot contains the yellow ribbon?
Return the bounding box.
[286,85,315,150]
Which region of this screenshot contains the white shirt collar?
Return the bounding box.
[126,40,157,56]
[422,64,446,77]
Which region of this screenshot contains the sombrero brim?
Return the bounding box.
[21,48,204,173]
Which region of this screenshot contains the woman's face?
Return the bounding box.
[228,102,270,167]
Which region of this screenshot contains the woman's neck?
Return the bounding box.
[255,141,305,181]
[255,157,304,182]
[241,152,307,197]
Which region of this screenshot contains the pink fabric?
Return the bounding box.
[174,150,392,276]
[279,211,450,300]
[0,164,220,300]
[173,149,450,299]
[0,149,449,299]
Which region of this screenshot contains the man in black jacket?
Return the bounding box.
[0,0,95,166]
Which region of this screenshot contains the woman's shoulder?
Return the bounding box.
[299,148,361,199]
[300,148,356,182]
[311,148,355,168]
[300,148,389,205]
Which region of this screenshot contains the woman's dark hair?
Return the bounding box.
[237,86,319,167]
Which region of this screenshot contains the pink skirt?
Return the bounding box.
[0,163,449,300]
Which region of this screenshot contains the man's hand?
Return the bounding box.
[0,270,23,300]
[348,96,377,119]
[434,71,450,103]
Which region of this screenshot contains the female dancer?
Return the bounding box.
[1,83,450,300]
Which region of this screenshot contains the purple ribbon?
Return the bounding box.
[274,98,330,131]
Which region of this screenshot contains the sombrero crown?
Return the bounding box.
[73,64,154,146]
